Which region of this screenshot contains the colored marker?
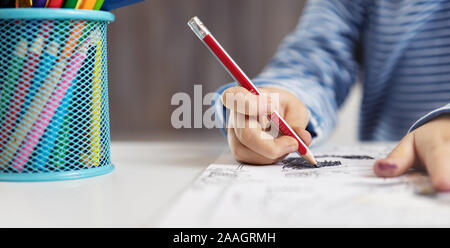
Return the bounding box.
[32,0,48,7]
[80,29,102,167]
[58,20,85,63]
[0,39,27,125]
[46,0,63,8]
[188,17,317,166]
[45,4,92,169]
[63,0,82,8]
[23,20,55,112]
[0,42,61,169]
[100,0,143,11]
[89,30,104,166]
[93,0,103,10]
[0,35,44,155]
[0,40,27,169]
[34,78,74,170]
[50,102,72,168]
[79,0,96,9]
[11,41,90,171]
[16,0,32,7]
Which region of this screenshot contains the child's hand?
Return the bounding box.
[373,115,450,192]
[222,86,312,164]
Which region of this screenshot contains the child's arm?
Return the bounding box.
[213,0,366,145]
[212,0,366,164]
[408,104,450,134]
[374,103,450,192]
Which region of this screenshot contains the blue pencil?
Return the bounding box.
[32,0,49,7]
[100,0,144,10]
[34,82,74,170]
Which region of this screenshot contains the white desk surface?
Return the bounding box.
[0,140,226,227]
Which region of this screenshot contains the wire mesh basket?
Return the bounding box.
[0,9,115,181]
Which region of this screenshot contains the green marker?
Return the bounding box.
[50,108,71,168]
[0,39,28,123]
[63,0,82,8]
[93,0,105,10]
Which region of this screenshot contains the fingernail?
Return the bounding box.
[286,146,297,154]
[377,162,397,171]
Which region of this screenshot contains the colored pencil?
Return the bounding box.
[66,0,98,166]
[79,0,96,9]
[34,77,74,169]
[50,99,71,168]
[32,0,48,7]
[88,30,103,166]
[0,35,44,156]
[63,0,82,8]
[46,0,63,8]
[23,20,55,112]
[11,41,90,171]
[0,42,60,169]
[58,20,85,62]
[79,29,102,167]
[101,0,144,11]
[93,0,103,10]
[16,0,32,7]
[0,39,28,126]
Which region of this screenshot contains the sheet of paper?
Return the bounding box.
[158,144,450,227]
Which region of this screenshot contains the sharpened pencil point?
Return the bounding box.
[303,150,317,167]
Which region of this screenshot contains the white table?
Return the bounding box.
[0,140,226,227]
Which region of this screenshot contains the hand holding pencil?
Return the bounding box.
[188,17,316,166]
[222,86,313,165]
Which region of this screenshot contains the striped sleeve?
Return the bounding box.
[213,0,366,145]
[409,103,450,133]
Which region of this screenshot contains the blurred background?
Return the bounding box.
[107,0,361,144]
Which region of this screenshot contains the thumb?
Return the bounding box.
[373,132,417,177]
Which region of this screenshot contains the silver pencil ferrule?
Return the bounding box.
[188,16,210,40]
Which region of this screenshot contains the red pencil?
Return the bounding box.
[187,17,317,166]
[0,22,53,154]
[47,0,63,8]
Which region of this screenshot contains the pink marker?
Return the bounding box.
[11,43,89,171]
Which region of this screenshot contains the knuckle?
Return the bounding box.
[222,88,243,109]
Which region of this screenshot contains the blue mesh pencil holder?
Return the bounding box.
[0,9,115,181]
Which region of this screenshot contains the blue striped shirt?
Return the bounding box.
[214,0,450,145]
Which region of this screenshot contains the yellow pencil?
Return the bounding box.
[88,30,103,167]
[80,29,102,167]
[74,0,83,8]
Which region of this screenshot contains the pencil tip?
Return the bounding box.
[303,150,317,167]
